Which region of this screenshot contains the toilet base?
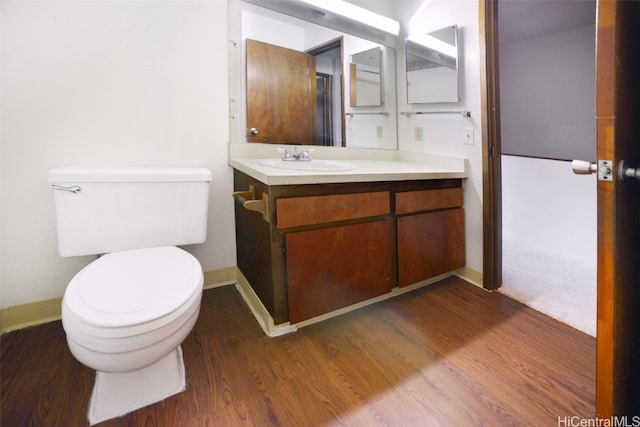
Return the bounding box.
[87,346,186,425]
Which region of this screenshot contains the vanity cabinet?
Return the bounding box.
[233,170,464,325]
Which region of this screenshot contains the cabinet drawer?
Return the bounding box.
[276,191,390,229]
[395,187,462,215]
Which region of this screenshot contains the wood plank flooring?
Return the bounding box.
[1,277,595,426]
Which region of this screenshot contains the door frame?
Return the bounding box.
[308,37,346,147]
[479,0,502,291]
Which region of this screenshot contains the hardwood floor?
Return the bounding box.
[1,277,595,426]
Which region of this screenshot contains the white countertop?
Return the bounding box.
[228,143,468,186]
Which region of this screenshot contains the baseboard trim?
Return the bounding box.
[0,298,63,335]
[1,266,484,335]
[203,266,237,290]
[234,267,463,336]
[234,269,297,337]
[1,266,238,335]
[294,271,455,329]
[455,266,483,288]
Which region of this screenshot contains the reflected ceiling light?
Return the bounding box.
[299,0,400,36]
[407,33,457,58]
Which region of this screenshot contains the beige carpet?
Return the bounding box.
[499,240,597,336]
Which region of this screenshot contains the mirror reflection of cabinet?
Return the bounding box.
[349,47,383,107]
[406,25,460,104]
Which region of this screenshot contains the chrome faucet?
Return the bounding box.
[280,147,313,162]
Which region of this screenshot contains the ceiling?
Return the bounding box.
[499,0,596,44]
[348,0,425,26]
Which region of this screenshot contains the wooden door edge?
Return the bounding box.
[479,0,502,291]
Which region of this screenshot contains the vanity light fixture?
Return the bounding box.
[407,33,457,59]
[298,0,400,36]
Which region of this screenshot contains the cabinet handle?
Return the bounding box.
[232,185,270,223]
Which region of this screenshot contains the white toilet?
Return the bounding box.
[48,167,212,425]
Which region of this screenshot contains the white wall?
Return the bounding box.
[500,24,596,161]
[1,0,234,308]
[398,0,484,275]
[502,156,596,265]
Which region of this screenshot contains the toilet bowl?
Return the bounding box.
[49,166,212,424]
[62,246,204,424]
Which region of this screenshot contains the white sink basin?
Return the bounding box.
[258,159,357,171]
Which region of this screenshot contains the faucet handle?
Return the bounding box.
[276,147,293,160]
[276,147,314,161]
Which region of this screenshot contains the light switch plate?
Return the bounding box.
[463,128,474,145]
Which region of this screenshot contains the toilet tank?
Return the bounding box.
[49,167,212,257]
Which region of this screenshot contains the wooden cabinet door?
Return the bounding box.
[286,219,393,323]
[397,208,465,287]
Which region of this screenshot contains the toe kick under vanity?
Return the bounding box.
[229,144,469,336]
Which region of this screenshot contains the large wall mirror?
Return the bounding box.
[406,25,460,104]
[229,0,398,150]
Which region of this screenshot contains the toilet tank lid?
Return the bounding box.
[48,167,212,183]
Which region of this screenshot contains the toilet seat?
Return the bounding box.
[63,246,203,339]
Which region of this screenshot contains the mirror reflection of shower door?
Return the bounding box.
[316,73,333,146]
[308,38,344,147]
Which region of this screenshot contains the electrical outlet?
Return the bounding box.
[376,126,383,138]
[415,127,424,142]
[463,128,474,145]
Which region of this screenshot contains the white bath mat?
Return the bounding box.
[88,346,186,425]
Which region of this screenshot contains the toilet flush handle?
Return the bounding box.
[51,184,81,193]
